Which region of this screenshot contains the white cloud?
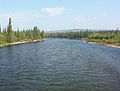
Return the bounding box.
[0,11,45,30]
[0,12,28,27]
[0,11,44,23]
[41,7,66,16]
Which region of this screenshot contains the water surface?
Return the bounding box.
[0,38,120,91]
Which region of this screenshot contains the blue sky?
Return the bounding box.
[0,0,120,31]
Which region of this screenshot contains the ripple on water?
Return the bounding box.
[0,39,120,91]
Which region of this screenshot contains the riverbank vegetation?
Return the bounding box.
[46,29,120,47]
[0,18,44,47]
[1,18,120,48]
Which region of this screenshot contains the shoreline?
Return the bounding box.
[1,38,120,48]
[0,38,47,47]
[68,38,120,48]
[87,41,120,48]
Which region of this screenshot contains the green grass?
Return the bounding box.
[0,38,45,47]
[72,38,120,46]
[0,41,11,47]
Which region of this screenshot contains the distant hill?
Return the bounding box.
[45,29,113,33]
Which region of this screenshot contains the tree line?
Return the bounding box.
[46,29,120,45]
[46,29,120,39]
[0,18,44,45]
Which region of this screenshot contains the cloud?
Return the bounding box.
[41,7,66,16]
[0,11,45,30]
[0,11,44,23]
[0,12,27,26]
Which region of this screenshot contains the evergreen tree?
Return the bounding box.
[0,25,1,34]
[16,29,20,41]
[2,28,7,36]
[7,18,13,43]
[41,30,44,38]
[0,34,6,42]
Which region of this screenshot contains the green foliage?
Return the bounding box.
[0,18,44,47]
[46,30,120,46]
[46,30,92,38]
[6,18,13,43]
[0,34,6,42]
[0,25,1,34]
[41,30,44,38]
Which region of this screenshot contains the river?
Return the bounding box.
[0,38,120,91]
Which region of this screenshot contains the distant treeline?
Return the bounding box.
[46,29,120,45]
[46,29,120,39]
[0,18,44,44]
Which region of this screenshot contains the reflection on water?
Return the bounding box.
[0,39,120,91]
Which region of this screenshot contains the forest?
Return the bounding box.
[0,18,44,47]
[46,29,120,46]
[1,18,120,47]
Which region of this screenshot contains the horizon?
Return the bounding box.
[0,0,120,31]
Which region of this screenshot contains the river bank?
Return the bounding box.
[0,38,47,47]
[81,38,120,48]
[69,38,120,48]
[88,41,120,48]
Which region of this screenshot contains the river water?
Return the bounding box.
[0,38,120,91]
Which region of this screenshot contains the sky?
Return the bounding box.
[0,0,120,31]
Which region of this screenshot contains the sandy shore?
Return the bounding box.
[0,39,47,47]
[88,42,120,48]
[12,39,47,45]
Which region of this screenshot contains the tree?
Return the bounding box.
[7,18,13,43]
[16,29,20,41]
[41,30,44,38]
[0,25,1,34]
[0,18,45,46]
[33,26,41,39]
[0,34,6,42]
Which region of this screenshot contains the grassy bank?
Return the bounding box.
[0,41,11,47]
[75,38,120,48]
[0,38,46,47]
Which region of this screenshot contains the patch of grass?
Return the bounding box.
[0,38,46,47]
[71,38,120,46]
[0,42,11,47]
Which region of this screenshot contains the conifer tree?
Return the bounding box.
[16,29,20,41]
[7,18,13,43]
[41,30,44,38]
[0,25,1,34]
